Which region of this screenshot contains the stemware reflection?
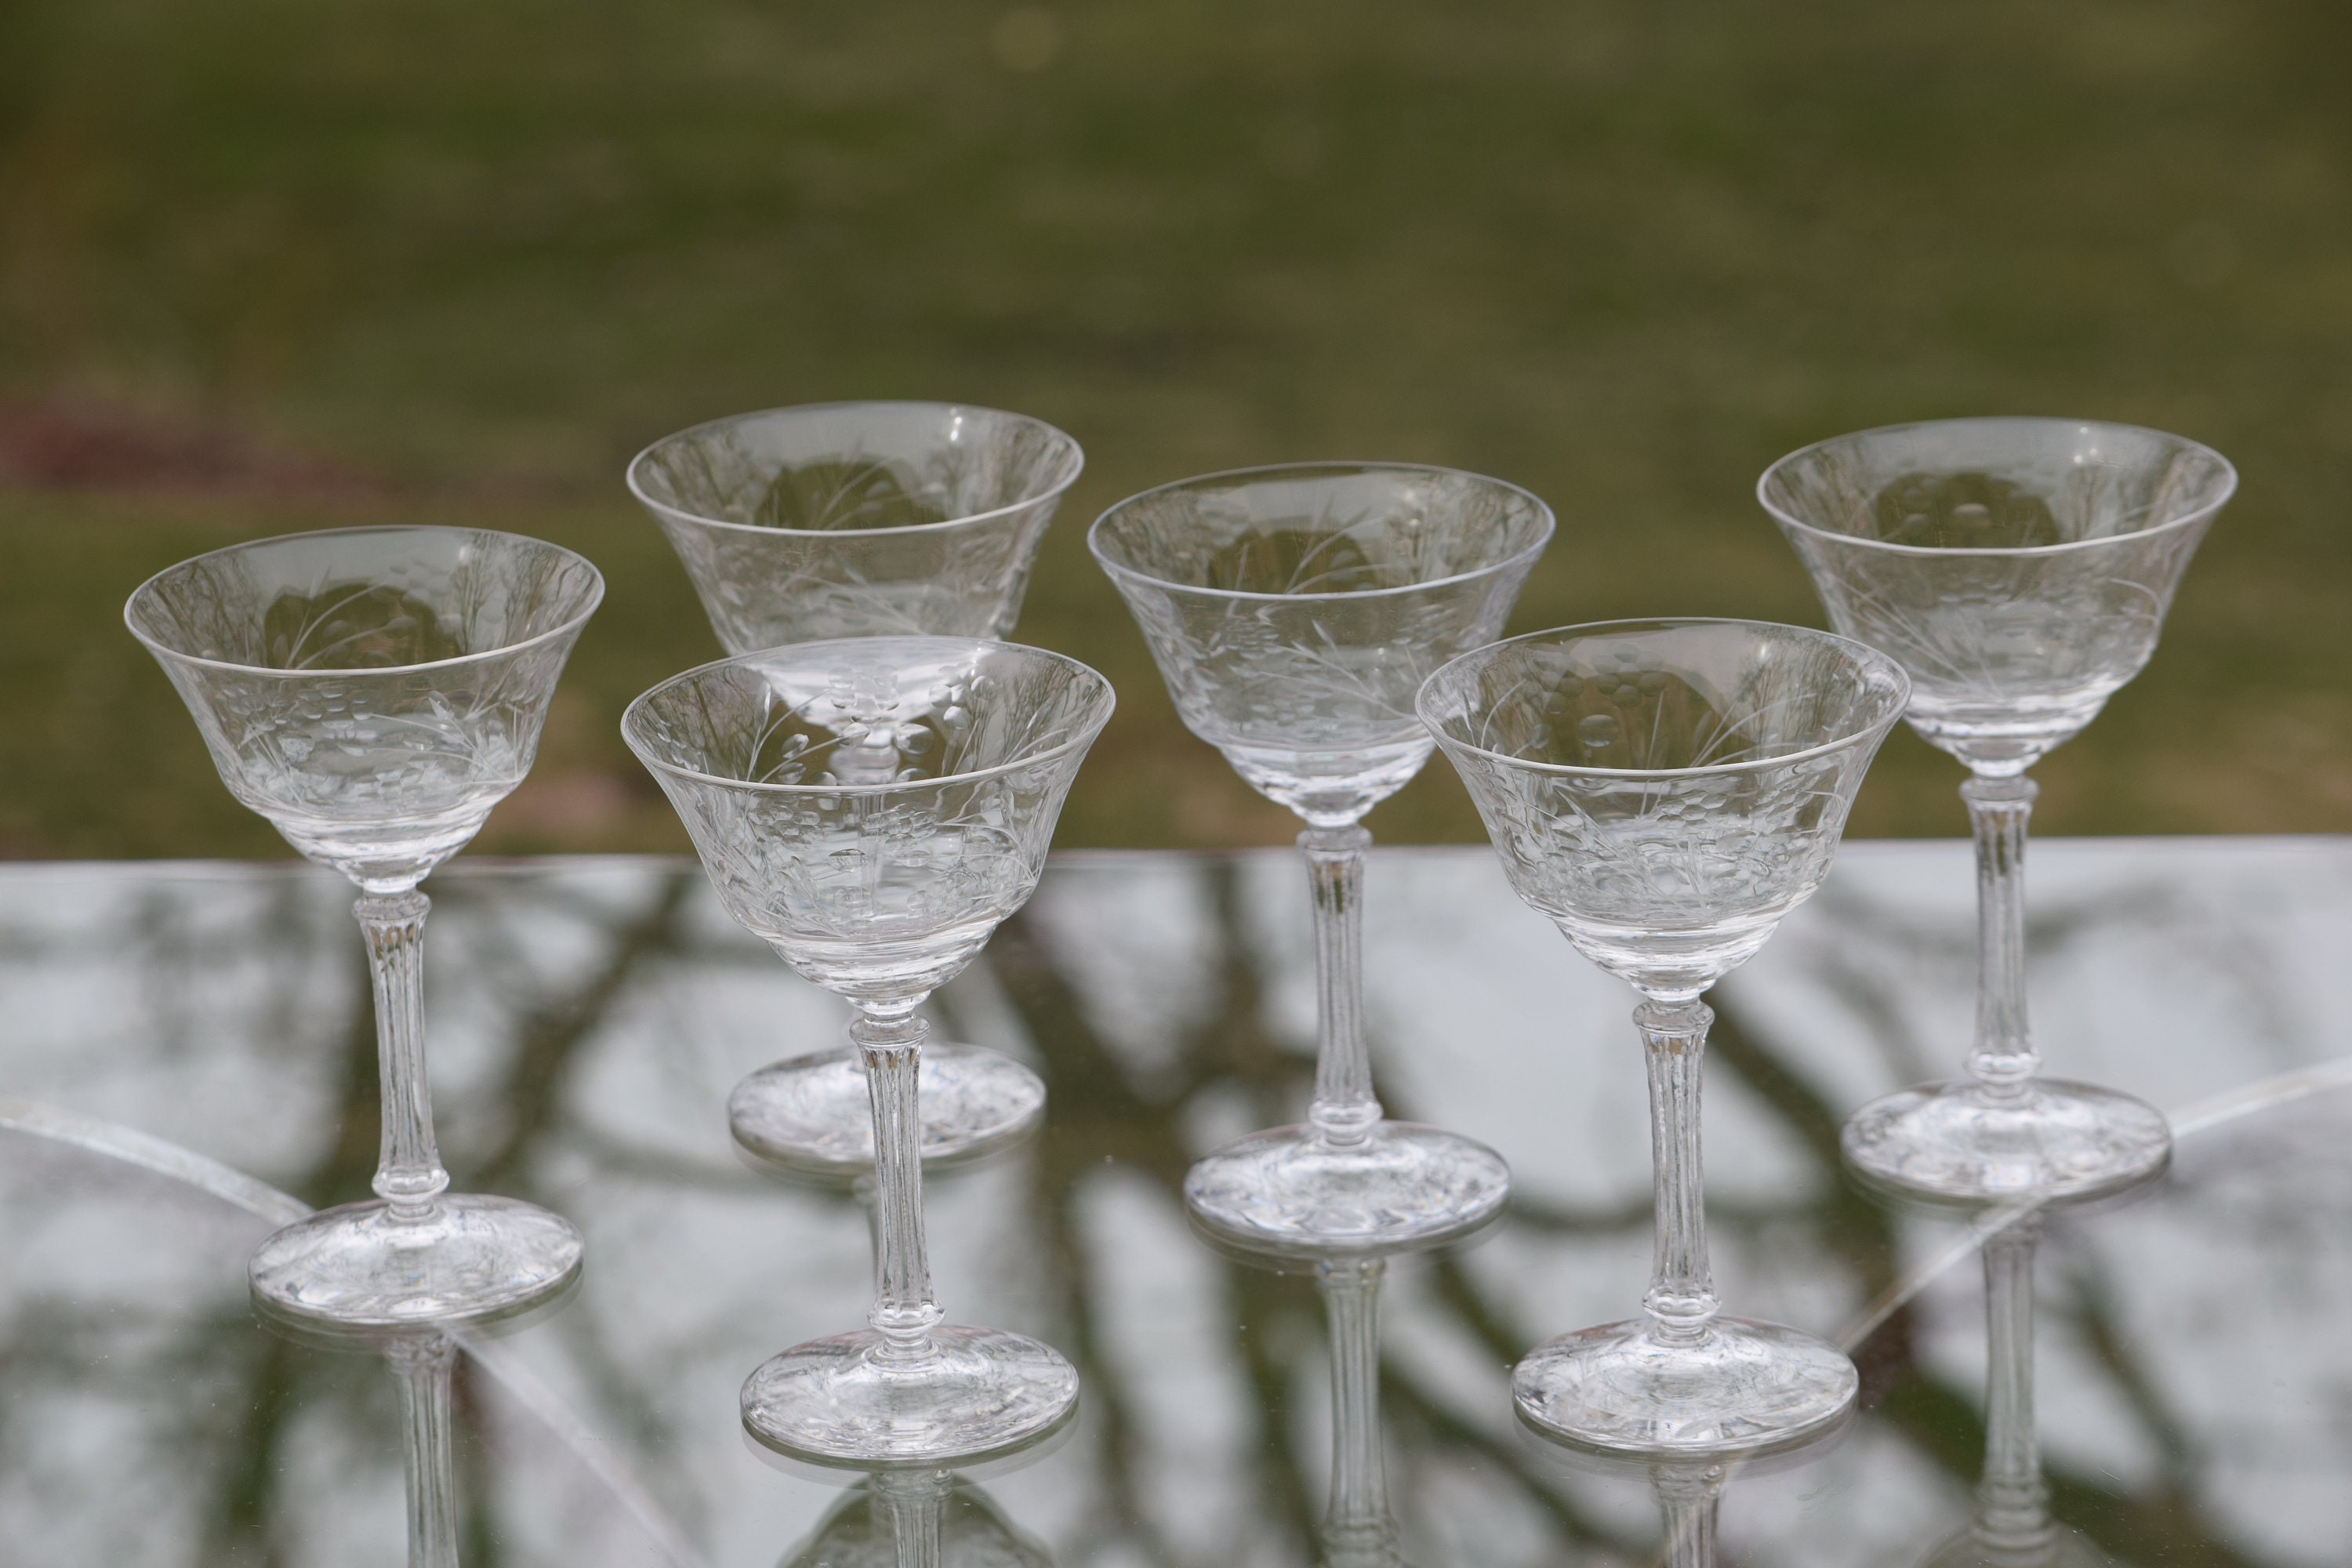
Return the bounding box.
[1192,1221,1422,1568]
[1907,1189,2160,1568]
[779,1469,1053,1568]
[1092,463,1552,1260]
[1515,1397,1854,1568]
[632,400,1084,1187]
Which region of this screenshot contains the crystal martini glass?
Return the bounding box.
[622,635,1112,1463]
[1091,462,1553,1258]
[1420,619,1909,1454]
[126,525,603,1327]
[630,402,1084,1181]
[1759,418,2235,1203]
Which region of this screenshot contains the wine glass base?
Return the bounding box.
[1842,1078,2172,1206]
[741,1325,1080,1466]
[1182,1121,1511,1259]
[1918,1523,2113,1568]
[248,1193,583,1330]
[728,1044,1047,1176]
[1512,1316,1858,1457]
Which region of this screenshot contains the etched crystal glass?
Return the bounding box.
[125,526,603,1327]
[1091,462,1553,1257]
[1420,619,1909,1454]
[622,636,1112,1463]
[629,401,1081,653]
[1759,419,2236,1203]
[631,401,1081,1181]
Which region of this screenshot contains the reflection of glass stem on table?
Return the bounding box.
[385,1331,461,1568]
[1648,1462,1723,1568]
[1316,1254,1406,1568]
[1924,1214,2107,1568]
[870,1468,951,1568]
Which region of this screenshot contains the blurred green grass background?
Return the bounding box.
[3,0,2348,860]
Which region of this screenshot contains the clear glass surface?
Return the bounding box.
[1421,619,1909,1455]
[2,843,2350,1563]
[1760,419,2237,1204]
[1091,462,1552,1258]
[124,525,601,1329]
[623,636,1112,1465]
[631,401,1079,1178]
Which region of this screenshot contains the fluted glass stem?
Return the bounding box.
[1303,825,1380,1147]
[1962,775,2039,1099]
[1639,1000,1719,1345]
[1317,1255,1398,1563]
[387,1333,461,1568]
[357,891,450,1221]
[856,1005,944,1363]
[1651,1468,1722,1568]
[1976,1218,2053,1555]
[872,1469,949,1568]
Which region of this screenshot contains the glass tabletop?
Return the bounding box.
[1,840,2346,1567]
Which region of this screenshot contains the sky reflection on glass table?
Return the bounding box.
[0,841,2348,1567]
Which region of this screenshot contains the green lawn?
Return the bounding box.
[4,0,2349,857]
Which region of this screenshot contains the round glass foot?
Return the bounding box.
[1512,1316,1858,1457]
[1842,1078,2172,1205]
[248,1193,583,1330]
[1182,1120,1510,1259]
[729,1044,1047,1176]
[742,1325,1080,1465]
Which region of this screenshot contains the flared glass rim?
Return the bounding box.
[626,400,1086,539]
[1756,416,2238,559]
[122,524,607,679]
[1415,616,1912,780]
[1087,460,1556,602]
[620,634,1116,797]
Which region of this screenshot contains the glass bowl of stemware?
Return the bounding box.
[1760,417,2236,1204]
[630,402,1085,1181]
[127,525,603,1329]
[1091,461,1553,1259]
[1421,618,1909,1455]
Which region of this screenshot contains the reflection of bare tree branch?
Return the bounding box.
[3,855,2317,1566]
[468,871,698,1192]
[2050,1244,2194,1475]
[1378,1367,1641,1559]
[990,905,1189,1566]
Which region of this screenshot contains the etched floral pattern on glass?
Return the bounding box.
[630,401,1083,654]
[1092,462,1552,824]
[129,528,601,887]
[1421,619,1911,996]
[1759,419,2234,774]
